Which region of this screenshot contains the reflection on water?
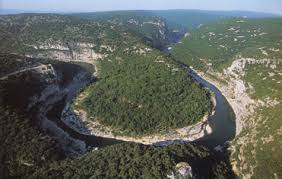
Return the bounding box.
[189,68,236,148]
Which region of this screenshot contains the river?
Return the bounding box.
[45,59,236,150]
[187,67,236,148]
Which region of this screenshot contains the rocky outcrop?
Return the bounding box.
[27,41,109,62]
[116,17,184,49]
[40,113,87,154]
[0,64,55,81]
[197,57,282,135]
[35,64,92,154]
[1,61,93,155]
[167,162,193,179]
[192,57,281,178]
[63,102,213,145]
[61,103,91,135]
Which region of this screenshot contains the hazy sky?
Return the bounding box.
[1,0,282,14]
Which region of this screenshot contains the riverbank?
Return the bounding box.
[191,68,253,136]
[72,108,212,145]
[191,58,281,137]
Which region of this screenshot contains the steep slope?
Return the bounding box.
[153,10,228,32]
[172,17,282,178]
[71,11,181,49]
[0,14,134,59]
[153,10,280,31]
[172,18,282,71]
[72,10,280,41]
[0,53,93,177]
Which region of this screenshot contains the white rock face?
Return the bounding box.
[22,63,92,155]
[143,20,165,27]
[128,19,139,25]
[175,162,193,178]
[234,80,246,96]
[28,41,109,62]
[41,115,87,154]
[206,57,282,135]
[37,43,69,51]
[61,103,91,135]
[269,48,280,52]
[123,46,152,55]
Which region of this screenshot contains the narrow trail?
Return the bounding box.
[0,64,51,80]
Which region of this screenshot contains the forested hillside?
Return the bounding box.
[71,11,182,49]
[73,10,279,37]
[172,18,282,71]
[0,14,138,55]
[80,51,212,136]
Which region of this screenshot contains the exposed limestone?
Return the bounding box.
[124,46,152,55]
[175,162,193,179]
[27,41,109,62]
[261,135,274,144]
[277,127,282,136]
[167,162,193,179]
[68,107,212,145]
[194,57,282,135]
[0,64,56,81]
[61,103,91,135]
[8,63,93,155]
[40,114,87,155]
[195,56,281,178]
[269,48,280,52]
[193,69,254,135]
[142,20,165,27]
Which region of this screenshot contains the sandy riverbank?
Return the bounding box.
[69,108,212,145]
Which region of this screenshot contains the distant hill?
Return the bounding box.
[0,9,62,15]
[70,11,182,49]
[172,17,282,71]
[2,9,279,42]
[71,10,280,32]
[68,10,280,50]
[154,10,280,30]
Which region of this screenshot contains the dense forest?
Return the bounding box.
[80,52,212,136]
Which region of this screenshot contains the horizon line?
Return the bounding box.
[1,8,282,16]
